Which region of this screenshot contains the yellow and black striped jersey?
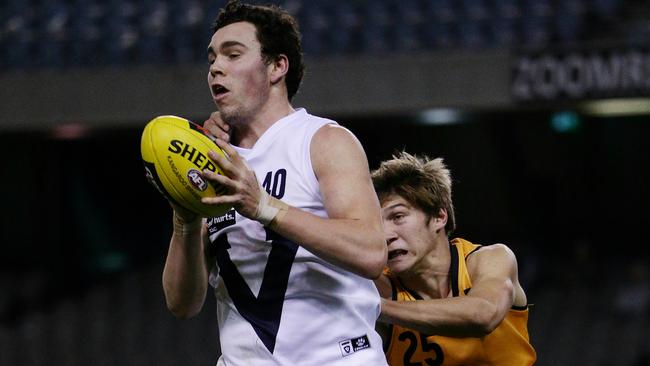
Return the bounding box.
[384,238,537,366]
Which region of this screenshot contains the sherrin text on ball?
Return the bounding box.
[141,115,231,217]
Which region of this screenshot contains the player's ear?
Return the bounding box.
[269,54,289,84]
[433,208,448,233]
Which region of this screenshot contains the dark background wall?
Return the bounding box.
[1,105,648,365]
[2,0,650,365]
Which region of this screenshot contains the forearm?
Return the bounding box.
[380,296,500,337]
[162,213,209,318]
[271,206,386,279]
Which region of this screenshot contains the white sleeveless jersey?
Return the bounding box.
[207,109,386,366]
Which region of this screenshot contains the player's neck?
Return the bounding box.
[231,96,294,149]
[402,239,452,299]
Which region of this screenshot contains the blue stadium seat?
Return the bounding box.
[521,18,551,49]
[359,0,394,54]
[298,2,329,56]
[626,21,650,47]
[2,0,36,69]
[490,0,521,48]
[105,0,140,65]
[457,20,487,48]
[460,0,490,22]
[522,0,554,18]
[421,0,458,49]
[490,17,519,48]
[555,0,586,45]
[68,0,109,67]
[39,1,70,68]
[329,2,360,54]
[139,0,171,64]
[394,25,422,53]
[169,0,206,63]
[593,0,622,19]
[520,0,553,49]
[0,0,635,69]
[202,0,229,48]
[393,0,425,52]
[493,0,521,19]
[397,0,424,27]
[422,22,456,50]
[427,0,458,24]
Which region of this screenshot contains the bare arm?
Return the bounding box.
[273,125,386,278]
[374,273,393,298]
[379,244,522,337]
[162,211,211,319]
[201,124,386,279]
[374,273,394,347]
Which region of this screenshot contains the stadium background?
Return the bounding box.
[1,0,649,364]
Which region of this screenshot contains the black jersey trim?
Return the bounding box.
[383,278,399,353]
[466,245,483,257]
[398,277,423,300]
[390,277,399,301]
[450,242,460,297]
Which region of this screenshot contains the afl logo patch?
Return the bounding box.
[187,169,208,191]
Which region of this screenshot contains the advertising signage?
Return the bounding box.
[511,47,650,102]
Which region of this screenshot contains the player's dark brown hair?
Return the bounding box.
[372,152,456,236]
[213,0,304,100]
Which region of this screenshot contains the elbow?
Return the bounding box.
[166,300,202,319]
[162,275,207,319]
[469,304,502,337]
[360,239,388,279]
[164,290,203,319]
[362,261,385,280]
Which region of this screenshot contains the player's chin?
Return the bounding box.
[218,107,246,125]
[386,259,409,274]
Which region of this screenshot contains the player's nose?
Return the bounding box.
[209,57,225,77]
[384,229,398,246]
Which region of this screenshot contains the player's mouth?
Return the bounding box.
[212,84,230,101]
[388,249,408,260]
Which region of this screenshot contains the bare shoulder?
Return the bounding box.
[476,243,516,259]
[467,243,518,276]
[313,123,359,141]
[309,123,372,193]
[472,243,529,306]
[311,124,367,170]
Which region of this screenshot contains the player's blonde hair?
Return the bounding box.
[371,152,456,236]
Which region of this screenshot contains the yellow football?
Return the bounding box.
[141,115,231,217]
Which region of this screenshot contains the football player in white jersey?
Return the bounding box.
[160,1,388,365]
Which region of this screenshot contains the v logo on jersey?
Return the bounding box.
[213,228,298,353]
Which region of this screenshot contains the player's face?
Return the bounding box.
[207,21,271,124]
[381,195,437,274]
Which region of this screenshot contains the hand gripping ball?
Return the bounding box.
[141,115,231,217]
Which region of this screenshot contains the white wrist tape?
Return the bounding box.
[255,189,289,227]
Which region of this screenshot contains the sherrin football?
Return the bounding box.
[141,115,231,217]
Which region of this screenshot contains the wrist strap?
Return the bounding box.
[255,189,289,227]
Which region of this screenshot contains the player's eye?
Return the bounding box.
[392,213,405,222]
